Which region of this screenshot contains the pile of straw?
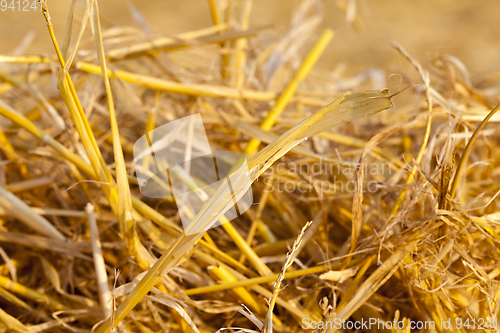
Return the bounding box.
[0,0,499,332]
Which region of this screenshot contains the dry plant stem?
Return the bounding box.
[243,28,334,157]
[91,0,137,257]
[237,178,273,264]
[0,127,19,162]
[220,219,273,277]
[207,0,221,25]
[40,0,149,265]
[220,0,233,78]
[184,264,332,295]
[389,114,433,218]
[86,203,111,318]
[76,62,326,106]
[229,0,252,88]
[207,265,264,315]
[40,2,118,216]
[0,275,67,311]
[0,55,53,63]
[0,186,65,240]
[449,103,500,199]
[227,264,321,322]
[238,218,259,264]
[0,3,496,330]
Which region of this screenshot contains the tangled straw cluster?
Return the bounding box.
[0,0,500,332]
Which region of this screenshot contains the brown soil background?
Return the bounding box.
[1,0,499,78]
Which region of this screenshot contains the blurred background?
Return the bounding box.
[1,0,499,79]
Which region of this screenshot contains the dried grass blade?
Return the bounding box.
[107,23,229,59]
[76,62,324,106]
[0,186,65,240]
[90,0,137,257]
[449,103,500,199]
[261,221,312,333]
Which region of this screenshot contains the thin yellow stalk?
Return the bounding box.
[419,239,454,280]
[185,264,332,296]
[0,232,87,258]
[91,0,137,256]
[40,1,117,215]
[141,101,158,171]
[0,275,67,311]
[449,103,500,199]
[76,62,326,106]
[336,255,375,311]
[220,218,272,276]
[0,83,13,94]
[229,0,252,88]
[0,127,17,161]
[207,0,221,25]
[40,1,154,265]
[261,222,312,333]
[0,127,29,176]
[226,264,320,322]
[243,28,334,157]
[238,218,258,263]
[207,265,265,315]
[0,308,32,333]
[0,55,52,63]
